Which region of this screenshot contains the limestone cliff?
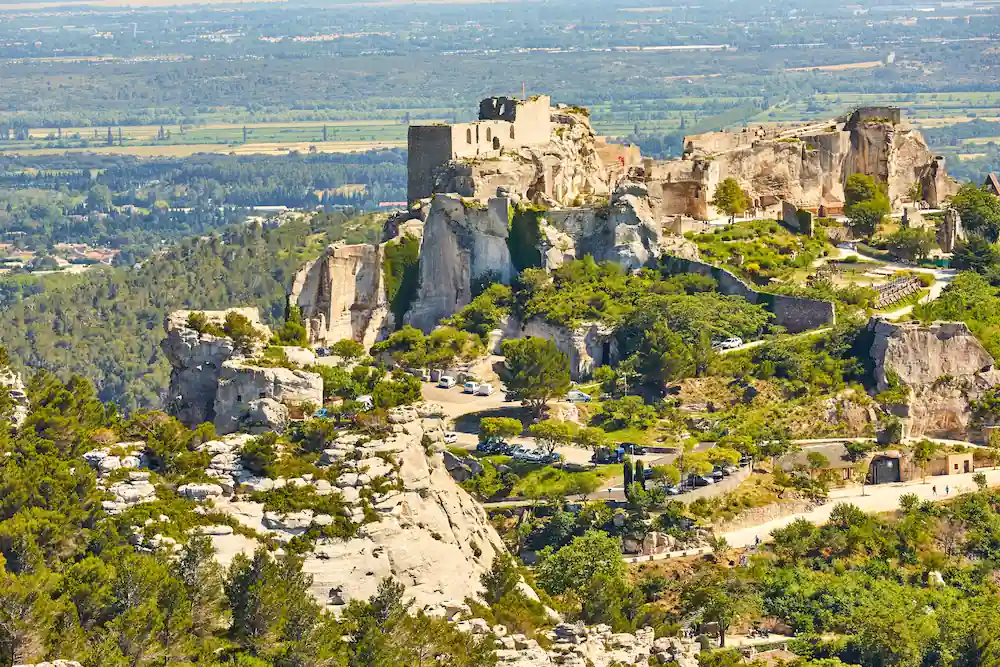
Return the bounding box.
[868,318,1000,439]
[289,243,392,348]
[404,195,515,332]
[162,309,323,434]
[179,404,510,612]
[1,365,28,430]
[679,115,958,215]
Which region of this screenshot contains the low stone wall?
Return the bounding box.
[660,256,835,333]
[676,465,751,504]
[712,499,814,534]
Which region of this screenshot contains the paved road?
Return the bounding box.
[721,467,1000,548]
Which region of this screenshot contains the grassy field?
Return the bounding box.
[5,140,405,158]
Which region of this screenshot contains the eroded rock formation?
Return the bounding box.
[869,318,1000,438]
[162,309,323,434]
[1,365,28,430]
[405,195,515,332]
[678,111,958,215]
[168,403,511,612]
[289,243,392,348]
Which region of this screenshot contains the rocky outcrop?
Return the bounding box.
[1,366,28,430]
[480,622,699,667]
[191,405,508,611]
[868,318,1000,438]
[213,361,322,434]
[162,309,323,434]
[510,319,615,381]
[405,195,515,332]
[289,243,392,348]
[434,107,631,208]
[542,182,699,271]
[677,114,958,216]
[14,661,83,667]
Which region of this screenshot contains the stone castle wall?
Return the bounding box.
[660,256,836,333]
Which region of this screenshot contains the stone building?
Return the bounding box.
[407,95,552,201]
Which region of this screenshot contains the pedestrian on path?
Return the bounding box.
[933,485,937,495]
[946,486,950,495]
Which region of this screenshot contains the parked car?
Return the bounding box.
[711,469,725,482]
[565,389,593,403]
[476,383,495,396]
[315,347,330,357]
[541,452,562,464]
[463,381,479,394]
[438,375,457,389]
[443,431,458,445]
[591,446,626,464]
[623,443,647,455]
[689,475,715,487]
[663,485,682,496]
[477,437,507,454]
[712,337,744,351]
[312,407,329,419]
[642,467,655,480]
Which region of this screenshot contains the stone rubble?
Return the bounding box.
[454,621,701,667]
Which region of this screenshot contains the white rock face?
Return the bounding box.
[289,243,393,348]
[869,318,1000,438]
[1,366,29,430]
[161,310,323,435]
[14,661,83,667]
[206,405,506,612]
[405,194,515,332]
[488,623,699,667]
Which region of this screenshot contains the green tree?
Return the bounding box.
[331,339,366,361]
[224,311,264,354]
[806,451,830,478]
[240,433,280,476]
[529,419,574,456]
[575,426,609,451]
[951,235,1000,274]
[480,552,521,606]
[950,183,1000,242]
[886,227,937,262]
[846,193,890,237]
[501,337,571,416]
[711,178,750,220]
[681,566,760,648]
[535,531,628,598]
[479,416,523,442]
[845,173,879,206]
[86,184,112,212]
[634,323,694,387]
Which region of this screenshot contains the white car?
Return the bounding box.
[565,389,592,403]
[463,381,479,394]
[713,337,744,351]
[438,375,457,389]
[476,383,494,396]
[443,431,459,444]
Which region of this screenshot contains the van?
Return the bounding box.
[475,383,494,396]
[463,381,479,394]
[438,375,457,389]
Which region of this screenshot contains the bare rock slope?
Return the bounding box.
[162,309,323,434]
[869,318,1000,438]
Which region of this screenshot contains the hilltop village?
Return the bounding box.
[9,94,1000,667]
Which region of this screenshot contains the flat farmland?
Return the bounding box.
[3,140,405,158]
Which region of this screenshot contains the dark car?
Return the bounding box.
[689,475,715,487]
[622,443,647,455]
[477,437,508,454]
[591,446,625,464]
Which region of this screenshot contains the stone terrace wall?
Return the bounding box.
[661,255,835,333]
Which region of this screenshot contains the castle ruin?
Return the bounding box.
[407,95,552,201]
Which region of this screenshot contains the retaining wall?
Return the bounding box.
[661,255,836,333]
